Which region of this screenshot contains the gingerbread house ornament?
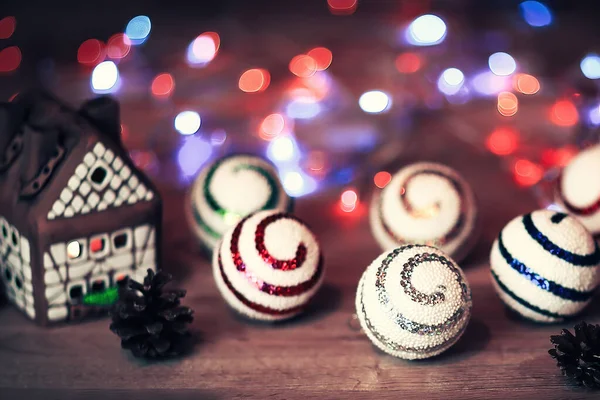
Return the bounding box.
[0,91,162,325]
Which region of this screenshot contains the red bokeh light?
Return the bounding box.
[260,114,285,140]
[541,146,577,168]
[395,52,421,74]
[0,46,21,73]
[515,73,540,95]
[106,34,131,59]
[550,100,578,127]
[239,69,271,93]
[485,127,519,156]
[513,159,543,187]
[0,16,16,39]
[289,55,317,78]
[374,171,392,188]
[151,73,175,98]
[307,47,333,71]
[328,0,358,15]
[77,39,105,67]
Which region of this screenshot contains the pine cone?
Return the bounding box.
[549,321,600,388]
[110,269,194,359]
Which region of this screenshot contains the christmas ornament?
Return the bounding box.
[369,162,478,262]
[355,244,472,360]
[555,144,600,236]
[187,154,292,253]
[212,209,323,321]
[549,321,600,388]
[110,269,194,359]
[490,210,600,323]
[0,91,161,325]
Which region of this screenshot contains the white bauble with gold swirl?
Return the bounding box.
[355,245,472,359]
[370,162,478,262]
[187,154,292,253]
[213,210,324,322]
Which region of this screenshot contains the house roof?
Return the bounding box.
[0,91,161,241]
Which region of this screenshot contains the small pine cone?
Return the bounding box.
[110,269,194,359]
[549,321,600,388]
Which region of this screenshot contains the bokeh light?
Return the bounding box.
[588,105,600,125]
[239,69,270,93]
[151,73,175,98]
[513,159,543,187]
[125,15,151,45]
[541,146,577,167]
[374,171,392,188]
[289,55,317,78]
[437,67,465,95]
[187,33,220,65]
[471,71,511,96]
[91,61,119,93]
[486,127,519,155]
[78,39,105,67]
[106,33,131,59]
[327,0,357,15]
[395,52,421,74]
[177,136,212,178]
[489,52,517,76]
[268,136,296,162]
[520,1,552,27]
[340,189,358,213]
[406,14,447,46]
[174,111,201,135]
[515,73,540,94]
[307,47,333,71]
[580,54,600,79]
[497,92,518,116]
[0,46,21,73]
[260,113,286,140]
[0,16,16,39]
[550,100,578,127]
[359,90,391,113]
[210,129,227,146]
[286,97,321,119]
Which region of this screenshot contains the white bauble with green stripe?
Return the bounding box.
[187,154,293,252]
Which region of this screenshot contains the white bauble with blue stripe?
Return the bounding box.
[490,209,600,323]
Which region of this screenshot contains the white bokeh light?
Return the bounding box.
[174,111,201,135]
[268,136,295,162]
[91,61,119,93]
[359,90,391,114]
[437,68,464,95]
[488,52,517,76]
[581,54,600,80]
[406,14,447,46]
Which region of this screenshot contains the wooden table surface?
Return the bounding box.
[0,118,598,400]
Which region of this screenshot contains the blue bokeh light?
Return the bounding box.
[581,54,600,80]
[519,1,552,27]
[125,15,151,45]
[177,136,212,178]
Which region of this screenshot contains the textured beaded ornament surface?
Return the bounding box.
[187,154,292,252]
[490,210,600,323]
[355,245,472,360]
[370,162,477,262]
[555,144,600,236]
[212,210,323,321]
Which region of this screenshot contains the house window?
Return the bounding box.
[14,276,22,290]
[91,279,106,292]
[90,237,105,253]
[1,225,7,238]
[90,234,109,259]
[11,231,18,247]
[69,285,84,299]
[87,160,114,191]
[114,233,128,249]
[111,229,132,253]
[3,267,11,282]
[67,240,83,260]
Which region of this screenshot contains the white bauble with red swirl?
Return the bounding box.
[369,162,478,262]
[355,245,472,360]
[555,144,600,235]
[187,154,292,252]
[212,210,324,321]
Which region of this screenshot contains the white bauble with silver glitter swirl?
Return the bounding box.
[490,209,600,323]
[187,154,292,252]
[213,210,324,322]
[369,162,478,262]
[355,245,472,360]
[554,144,600,235]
